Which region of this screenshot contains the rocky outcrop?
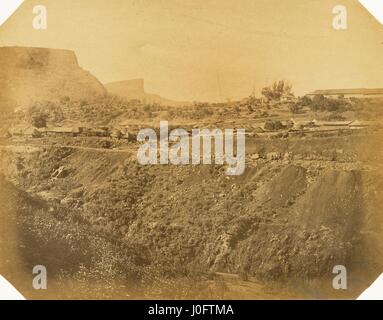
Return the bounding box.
[0,46,106,112]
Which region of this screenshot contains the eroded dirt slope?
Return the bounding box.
[1,134,383,298]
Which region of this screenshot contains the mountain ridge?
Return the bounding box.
[105,79,190,107]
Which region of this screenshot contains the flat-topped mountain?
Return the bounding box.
[0,46,106,112]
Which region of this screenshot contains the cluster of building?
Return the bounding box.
[7,125,131,140]
[290,119,374,132]
[248,119,376,137]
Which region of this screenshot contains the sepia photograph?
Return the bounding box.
[1,0,383,305]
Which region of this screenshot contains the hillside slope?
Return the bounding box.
[1,134,382,298]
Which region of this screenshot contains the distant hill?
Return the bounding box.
[0,46,106,112]
[105,79,189,106]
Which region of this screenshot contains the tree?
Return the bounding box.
[30,112,48,128]
[288,102,302,114]
[310,94,350,112]
[300,95,312,106]
[245,93,258,112]
[27,101,64,126]
[262,80,292,101]
[311,94,326,111]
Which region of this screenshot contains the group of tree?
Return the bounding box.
[27,101,65,128]
[306,95,350,112]
[261,80,293,101]
[287,94,351,114]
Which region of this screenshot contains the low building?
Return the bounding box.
[349,120,374,130]
[281,93,295,102]
[24,127,42,138]
[92,128,109,137]
[46,127,80,137]
[37,128,48,135]
[10,125,41,138]
[290,119,315,130]
[313,120,352,127]
[307,88,383,99]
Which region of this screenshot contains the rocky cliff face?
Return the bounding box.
[0,47,106,112]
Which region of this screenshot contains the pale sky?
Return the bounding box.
[1,0,382,101]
